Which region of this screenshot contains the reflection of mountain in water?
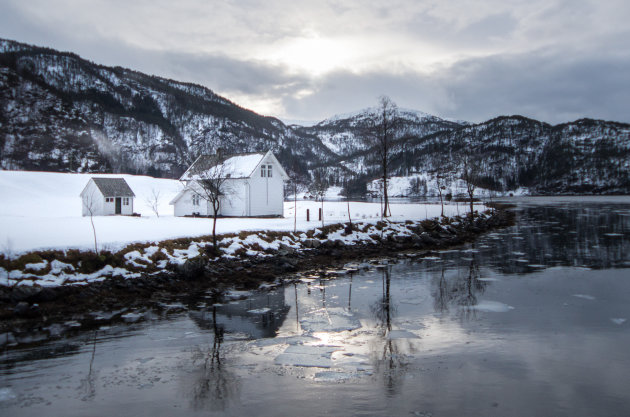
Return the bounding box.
[189,290,291,339]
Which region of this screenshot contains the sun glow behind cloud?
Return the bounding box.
[263,35,358,75]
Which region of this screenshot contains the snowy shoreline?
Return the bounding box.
[1,210,495,288]
[0,208,515,343]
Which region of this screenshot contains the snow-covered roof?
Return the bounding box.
[89,178,135,197]
[181,151,288,181]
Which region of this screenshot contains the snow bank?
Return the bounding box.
[0,170,485,255]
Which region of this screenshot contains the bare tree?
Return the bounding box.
[460,154,479,218]
[339,183,353,230]
[435,170,451,217]
[288,175,307,233]
[188,155,232,250]
[308,168,328,227]
[145,188,161,218]
[83,190,99,254]
[364,96,399,218]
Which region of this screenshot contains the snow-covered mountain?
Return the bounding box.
[385,116,630,195]
[0,38,337,178]
[1,38,629,194]
[294,107,463,157]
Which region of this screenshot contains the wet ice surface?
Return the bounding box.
[2,197,630,416]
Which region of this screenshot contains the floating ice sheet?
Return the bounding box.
[300,307,362,333]
[274,345,342,368]
[247,308,271,314]
[473,301,515,313]
[313,371,355,382]
[610,318,626,325]
[572,294,596,300]
[253,335,320,347]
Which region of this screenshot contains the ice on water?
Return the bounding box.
[472,301,515,313]
[572,294,596,300]
[274,345,342,368]
[300,307,362,333]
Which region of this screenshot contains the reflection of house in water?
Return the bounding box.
[189,290,291,339]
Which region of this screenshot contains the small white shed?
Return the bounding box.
[80,177,136,216]
[170,151,288,217]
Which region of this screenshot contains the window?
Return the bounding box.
[105,197,113,203]
[261,164,272,178]
[192,194,200,206]
[123,198,129,206]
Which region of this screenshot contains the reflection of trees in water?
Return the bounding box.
[369,266,407,395]
[433,267,449,313]
[432,248,487,320]
[189,306,239,412]
[456,249,486,321]
[78,330,98,401]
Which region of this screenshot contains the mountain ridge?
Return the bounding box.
[1,38,629,195]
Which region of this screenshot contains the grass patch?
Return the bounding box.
[10,253,45,271]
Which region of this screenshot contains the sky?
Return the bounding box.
[1,0,629,124]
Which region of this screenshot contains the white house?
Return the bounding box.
[170,151,289,217]
[80,177,136,216]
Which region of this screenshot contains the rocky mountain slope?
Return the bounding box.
[0,38,337,178]
[1,38,629,194]
[385,116,630,194]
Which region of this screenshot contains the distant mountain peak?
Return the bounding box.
[316,106,445,127]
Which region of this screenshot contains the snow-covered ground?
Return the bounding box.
[368,173,529,198]
[0,171,482,256]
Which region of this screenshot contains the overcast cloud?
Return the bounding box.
[1,0,629,124]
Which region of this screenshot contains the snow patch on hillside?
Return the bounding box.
[368,173,529,198]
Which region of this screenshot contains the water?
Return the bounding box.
[1,197,630,416]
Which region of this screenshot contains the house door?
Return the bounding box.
[115,198,122,214]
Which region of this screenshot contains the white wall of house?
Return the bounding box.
[81,181,104,216]
[219,179,248,216]
[173,188,211,217]
[247,154,284,216]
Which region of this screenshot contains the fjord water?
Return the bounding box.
[1,197,629,417]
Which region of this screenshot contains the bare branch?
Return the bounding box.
[145,188,161,218]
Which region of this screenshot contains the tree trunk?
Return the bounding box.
[212,212,218,248]
[382,154,389,218]
[90,214,98,255]
[321,199,324,227]
[346,197,352,228]
[383,176,389,218]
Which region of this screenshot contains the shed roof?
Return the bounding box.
[91,178,136,197]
